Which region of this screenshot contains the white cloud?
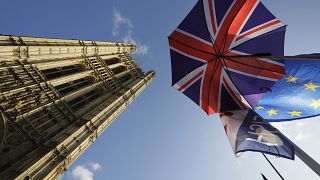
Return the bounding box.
[295,133,309,141]
[71,162,102,180]
[123,30,150,56]
[112,7,133,37]
[272,120,309,142]
[112,7,149,56]
[71,165,93,180]
[89,162,102,172]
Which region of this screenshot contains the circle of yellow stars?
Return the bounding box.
[255,75,320,118]
[255,106,303,117]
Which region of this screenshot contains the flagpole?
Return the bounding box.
[288,138,320,176]
[261,153,284,180]
[278,131,320,176]
[260,125,320,177]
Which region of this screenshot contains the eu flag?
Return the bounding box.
[255,54,320,122]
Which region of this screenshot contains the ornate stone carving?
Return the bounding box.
[0,35,154,179]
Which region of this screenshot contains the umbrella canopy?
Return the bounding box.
[168,0,286,114]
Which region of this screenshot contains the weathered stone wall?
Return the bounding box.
[0,35,155,179]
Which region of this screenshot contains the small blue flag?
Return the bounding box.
[256,54,320,122]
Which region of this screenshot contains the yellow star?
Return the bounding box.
[305,83,320,92]
[267,109,278,117]
[310,99,320,110]
[285,75,299,83]
[255,106,264,110]
[288,111,302,117]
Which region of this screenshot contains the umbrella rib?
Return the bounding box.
[220,32,230,55]
[200,2,220,55]
[214,0,249,55]
[206,59,220,113]
[211,37,220,55]
[208,32,221,56]
[228,25,287,54]
[220,58,254,110]
[222,56,285,74]
[168,37,215,56]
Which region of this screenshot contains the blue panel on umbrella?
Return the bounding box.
[233,26,286,65]
[233,27,285,56]
[182,77,202,106]
[226,69,275,95]
[178,0,212,43]
[214,0,235,27]
[240,2,276,34]
[170,49,205,85]
[219,84,242,112]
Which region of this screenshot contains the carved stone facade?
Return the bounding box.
[0,35,155,179]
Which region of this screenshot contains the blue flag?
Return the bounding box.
[220,110,294,160]
[255,54,320,122]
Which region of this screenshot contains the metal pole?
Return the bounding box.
[257,119,320,177]
[275,130,320,177]
[261,173,269,180]
[289,139,320,176]
[262,153,285,180]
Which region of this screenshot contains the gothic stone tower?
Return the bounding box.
[0,35,155,179]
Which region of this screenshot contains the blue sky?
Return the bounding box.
[1,0,320,179]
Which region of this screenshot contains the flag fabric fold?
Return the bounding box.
[256,54,320,122]
[220,109,294,160]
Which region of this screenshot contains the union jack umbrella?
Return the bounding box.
[168,0,286,114]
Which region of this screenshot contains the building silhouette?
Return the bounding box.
[0,35,155,179]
